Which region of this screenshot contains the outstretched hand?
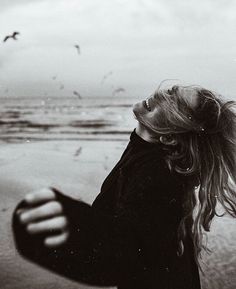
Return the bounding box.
[16,188,69,248]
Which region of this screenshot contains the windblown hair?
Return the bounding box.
[135,84,236,268]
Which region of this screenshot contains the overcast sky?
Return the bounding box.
[0,0,236,98]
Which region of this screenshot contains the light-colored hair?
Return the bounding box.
[135,84,236,268]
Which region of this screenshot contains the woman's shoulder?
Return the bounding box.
[124,151,179,188]
[118,157,183,212]
[122,148,169,177]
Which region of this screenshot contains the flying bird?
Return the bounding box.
[112,87,126,96]
[52,75,57,80]
[74,44,81,55]
[101,71,113,84]
[3,31,20,42]
[59,84,64,90]
[74,147,82,157]
[73,90,82,99]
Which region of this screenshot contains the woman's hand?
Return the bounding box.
[17,188,69,248]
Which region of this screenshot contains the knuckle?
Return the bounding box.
[41,187,55,196]
[61,233,69,242]
[44,231,69,247]
[25,192,35,202]
[50,201,63,213]
[59,216,68,228]
[35,206,46,217]
[48,188,56,198]
[60,230,69,241]
[19,213,28,223]
[64,230,70,239]
[26,223,35,232]
[27,205,45,219]
[20,208,35,223]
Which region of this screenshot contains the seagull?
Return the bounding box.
[3,31,20,42]
[74,44,80,55]
[73,90,82,99]
[74,147,82,157]
[101,71,113,84]
[112,87,126,96]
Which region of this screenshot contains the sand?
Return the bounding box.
[0,139,235,289]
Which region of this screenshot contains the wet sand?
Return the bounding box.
[0,139,235,289]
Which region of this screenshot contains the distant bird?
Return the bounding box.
[112,87,126,96]
[74,44,80,55]
[59,84,64,90]
[3,31,20,42]
[101,71,113,84]
[74,147,82,157]
[52,75,57,80]
[73,90,82,99]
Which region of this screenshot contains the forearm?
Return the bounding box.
[12,196,118,285]
[12,185,176,286]
[12,190,147,285]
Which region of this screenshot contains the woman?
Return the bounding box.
[13,84,236,289]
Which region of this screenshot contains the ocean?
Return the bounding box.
[0,96,139,143]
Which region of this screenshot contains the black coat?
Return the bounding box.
[12,130,201,289]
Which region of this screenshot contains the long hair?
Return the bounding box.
[134,84,236,267]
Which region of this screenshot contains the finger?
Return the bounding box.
[16,208,29,215]
[26,216,68,234]
[44,231,69,247]
[24,188,56,205]
[19,201,63,224]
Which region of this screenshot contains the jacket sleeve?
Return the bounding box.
[12,163,181,286]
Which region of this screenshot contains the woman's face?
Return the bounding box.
[132,95,160,125]
[133,86,198,126]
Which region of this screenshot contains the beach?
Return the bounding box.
[0,97,235,289]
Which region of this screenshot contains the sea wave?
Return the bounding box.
[0,96,138,142]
